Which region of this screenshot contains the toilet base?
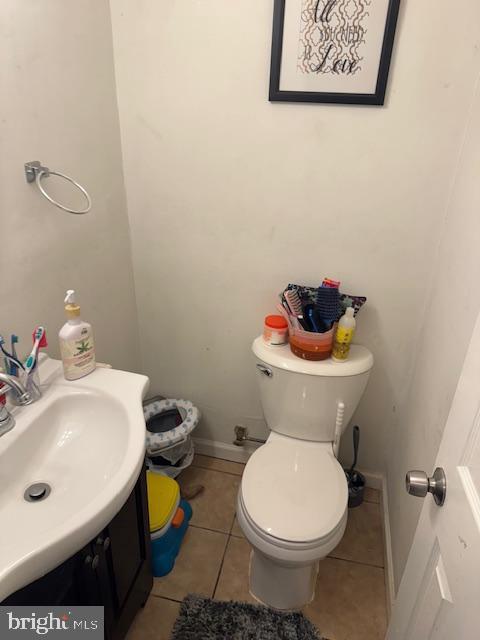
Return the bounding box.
[249,549,319,610]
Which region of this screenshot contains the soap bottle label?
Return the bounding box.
[60,330,96,380]
[335,327,355,344]
[332,326,355,361]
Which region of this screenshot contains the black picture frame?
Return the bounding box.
[269,0,401,106]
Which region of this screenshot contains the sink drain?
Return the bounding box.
[24,483,51,502]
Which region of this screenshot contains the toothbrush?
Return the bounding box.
[10,335,19,377]
[0,336,8,374]
[23,326,47,382]
[0,335,24,375]
[304,304,330,333]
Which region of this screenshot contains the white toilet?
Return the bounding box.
[236,337,374,610]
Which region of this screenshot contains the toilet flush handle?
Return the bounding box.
[256,364,273,378]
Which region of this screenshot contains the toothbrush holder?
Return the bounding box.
[25,369,42,402]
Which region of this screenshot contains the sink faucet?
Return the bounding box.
[0,373,33,437]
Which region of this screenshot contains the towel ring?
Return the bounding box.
[24,161,91,215]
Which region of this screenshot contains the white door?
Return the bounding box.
[387,311,480,640]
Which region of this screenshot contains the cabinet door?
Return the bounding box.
[108,489,143,608]
[92,530,116,634]
[2,542,101,607]
[76,542,103,606]
[108,468,152,640]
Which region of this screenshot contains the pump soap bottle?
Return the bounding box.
[59,290,96,380]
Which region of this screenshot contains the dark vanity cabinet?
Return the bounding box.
[3,468,153,640]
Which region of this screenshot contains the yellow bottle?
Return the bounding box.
[332,307,356,362]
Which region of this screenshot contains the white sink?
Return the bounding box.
[0,356,149,601]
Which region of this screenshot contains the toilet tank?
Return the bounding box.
[252,337,373,442]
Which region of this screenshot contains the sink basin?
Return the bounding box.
[0,356,149,601]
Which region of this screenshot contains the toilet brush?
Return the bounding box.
[344,426,365,508]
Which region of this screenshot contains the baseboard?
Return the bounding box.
[381,474,395,616]
[192,437,261,463]
[359,469,396,615]
[358,469,383,491]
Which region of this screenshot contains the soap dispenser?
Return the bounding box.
[59,289,96,380]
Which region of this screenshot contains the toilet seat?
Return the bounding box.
[238,493,346,553]
[240,434,348,545]
[144,398,200,453]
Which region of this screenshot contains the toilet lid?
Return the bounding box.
[241,439,348,543]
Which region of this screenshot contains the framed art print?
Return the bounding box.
[269,0,401,105]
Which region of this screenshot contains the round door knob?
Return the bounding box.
[406,467,446,506]
[405,470,429,497]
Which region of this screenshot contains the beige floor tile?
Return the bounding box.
[126,595,180,640]
[304,558,387,640]
[330,501,384,567]
[364,487,380,504]
[178,466,240,533]
[193,454,245,476]
[214,536,256,604]
[230,516,244,538]
[152,527,228,600]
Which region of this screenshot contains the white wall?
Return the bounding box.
[389,72,480,588]
[0,1,139,371]
[110,0,480,473]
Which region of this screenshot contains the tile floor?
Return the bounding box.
[127,455,388,640]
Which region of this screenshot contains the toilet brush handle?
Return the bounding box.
[350,426,360,473]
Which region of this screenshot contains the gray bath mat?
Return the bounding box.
[170,594,323,640]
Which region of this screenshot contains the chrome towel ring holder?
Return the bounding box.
[24,161,91,214]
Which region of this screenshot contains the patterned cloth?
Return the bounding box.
[286,283,366,322]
